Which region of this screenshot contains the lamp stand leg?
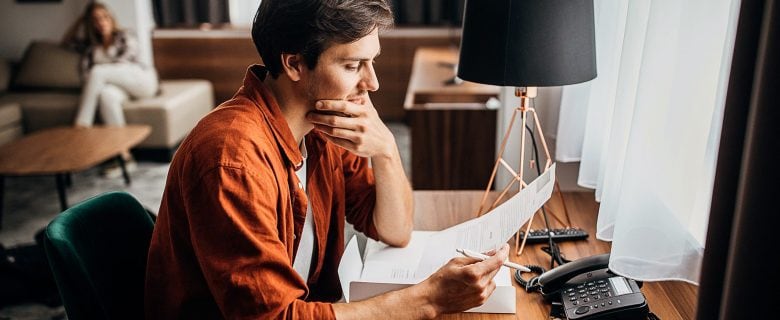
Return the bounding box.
[472,87,572,257]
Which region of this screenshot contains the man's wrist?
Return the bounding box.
[371,141,400,163]
[399,281,439,319]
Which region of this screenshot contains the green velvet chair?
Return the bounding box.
[43,191,154,319]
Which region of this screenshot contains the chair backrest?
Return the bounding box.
[43,191,154,319]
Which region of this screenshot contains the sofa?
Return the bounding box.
[0,41,214,160]
[0,58,23,146]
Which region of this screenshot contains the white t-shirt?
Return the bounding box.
[292,141,315,282]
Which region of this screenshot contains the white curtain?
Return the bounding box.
[228,0,263,26]
[555,0,741,284]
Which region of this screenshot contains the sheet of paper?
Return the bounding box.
[338,236,363,302]
[355,164,556,282]
[358,232,434,283]
[414,164,556,276]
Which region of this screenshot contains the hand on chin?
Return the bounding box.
[306,97,395,158]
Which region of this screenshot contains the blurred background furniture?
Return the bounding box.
[0,41,214,160]
[0,103,22,146]
[404,47,500,189]
[0,125,151,228]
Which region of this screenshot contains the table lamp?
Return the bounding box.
[457,0,597,254]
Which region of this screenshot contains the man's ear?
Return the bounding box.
[280,53,305,82]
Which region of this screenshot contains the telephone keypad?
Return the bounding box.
[565,279,618,310]
[563,276,648,320]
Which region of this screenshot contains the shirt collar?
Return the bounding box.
[242,65,305,169]
[299,139,308,163]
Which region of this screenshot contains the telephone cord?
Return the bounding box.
[524,121,567,269]
[513,265,546,292]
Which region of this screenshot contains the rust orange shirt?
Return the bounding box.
[145,65,379,319]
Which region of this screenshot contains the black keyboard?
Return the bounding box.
[518,227,589,244]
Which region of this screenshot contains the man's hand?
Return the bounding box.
[306,97,395,158]
[421,244,510,315]
[332,244,510,319]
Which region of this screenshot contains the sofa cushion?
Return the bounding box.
[124,80,213,148]
[0,103,23,145]
[0,102,22,128]
[13,42,81,90]
[0,92,80,132]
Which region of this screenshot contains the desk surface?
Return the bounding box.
[412,190,698,319]
[404,47,500,110]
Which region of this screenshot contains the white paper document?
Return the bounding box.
[415,163,556,277]
[338,164,556,313]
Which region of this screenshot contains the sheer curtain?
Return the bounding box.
[555,0,741,283]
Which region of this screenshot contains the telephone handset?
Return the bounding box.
[523,254,650,320]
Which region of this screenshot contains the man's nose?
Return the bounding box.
[360,63,379,92]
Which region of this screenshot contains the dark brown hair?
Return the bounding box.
[82,2,119,46]
[251,0,394,78]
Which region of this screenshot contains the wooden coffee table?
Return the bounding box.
[0,125,151,228]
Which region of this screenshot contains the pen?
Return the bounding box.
[456,248,532,272]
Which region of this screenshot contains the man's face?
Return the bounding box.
[299,28,381,109]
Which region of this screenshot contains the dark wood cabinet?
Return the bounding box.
[409,108,496,189]
[405,48,500,189]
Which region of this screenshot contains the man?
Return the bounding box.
[145,0,509,318]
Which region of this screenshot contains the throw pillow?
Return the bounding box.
[13,41,81,90]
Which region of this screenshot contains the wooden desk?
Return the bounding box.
[404,47,500,190]
[412,190,698,319]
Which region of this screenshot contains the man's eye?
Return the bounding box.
[346,65,359,71]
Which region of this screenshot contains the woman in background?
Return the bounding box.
[62,2,158,173]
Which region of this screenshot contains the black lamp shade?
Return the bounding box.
[458,0,597,87]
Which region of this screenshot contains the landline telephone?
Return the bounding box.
[518,254,650,320]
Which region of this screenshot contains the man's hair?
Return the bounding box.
[251,0,394,78]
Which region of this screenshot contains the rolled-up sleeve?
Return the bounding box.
[184,164,336,319]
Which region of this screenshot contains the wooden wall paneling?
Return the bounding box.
[153,36,259,106]
[153,28,460,121]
